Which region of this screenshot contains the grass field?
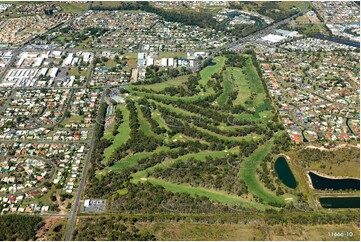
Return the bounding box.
[239,135,290,205]
[136,103,158,137]
[199,56,225,87]
[68,68,89,77]
[147,178,271,210]
[137,222,360,241]
[131,149,233,182]
[215,68,234,106]
[139,75,189,91]
[60,115,83,126]
[110,146,171,172]
[58,2,88,14]
[242,55,266,108]
[231,67,251,105]
[159,52,187,58]
[103,105,130,164]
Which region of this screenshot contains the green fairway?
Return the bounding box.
[242,56,266,109]
[103,105,130,163]
[151,109,170,131]
[136,103,156,136]
[216,67,235,106]
[131,149,233,182]
[191,124,264,143]
[231,67,252,106]
[130,89,213,103]
[239,136,286,205]
[111,146,172,172]
[146,178,272,210]
[199,56,226,86]
[132,56,225,99]
[139,75,189,91]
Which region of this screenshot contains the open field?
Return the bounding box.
[159,52,187,58]
[140,222,360,241]
[287,145,360,178]
[139,75,189,91]
[57,2,88,14]
[74,215,360,241]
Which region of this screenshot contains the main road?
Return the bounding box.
[64,86,107,241]
[193,1,309,72]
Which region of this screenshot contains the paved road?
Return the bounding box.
[0,90,14,114]
[64,87,107,241]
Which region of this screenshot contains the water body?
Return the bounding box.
[311,34,360,48]
[274,156,297,188]
[308,171,360,191]
[346,118,354,134]
[319,197,360,209]
[344,29,359,37]
[301,129,309,142]
[252,17,265,28]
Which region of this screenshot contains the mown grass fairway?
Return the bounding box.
[147,178,271,210]
[239,135,288,205]
[103,105,130,164]
[199,56,226,86]
[216,68,234,105]
[139,75,189,91]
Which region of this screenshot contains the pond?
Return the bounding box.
[274,156,297,189]
[319,197,360,209]
[308,171,360,191]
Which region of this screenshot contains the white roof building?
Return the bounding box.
[168,58,174,67]
[161,58,168,67]
[49,68,59,78]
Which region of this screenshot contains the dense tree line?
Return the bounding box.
[297,146,360,170]
[90,1,218,29]
[257,154,285,196]
[229,1,300,22]
[110,182,233,214]
[135,66,190,85]
[157,104,266,138]
[265,212,359,225]
[73,216,156,241]
[112,108,124,136]
[225,53,247,67]
[0,215,43,241]
[157,74,203,97]
[151,156,248,196]
[138,99,167,135]
[107,100,162,166]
